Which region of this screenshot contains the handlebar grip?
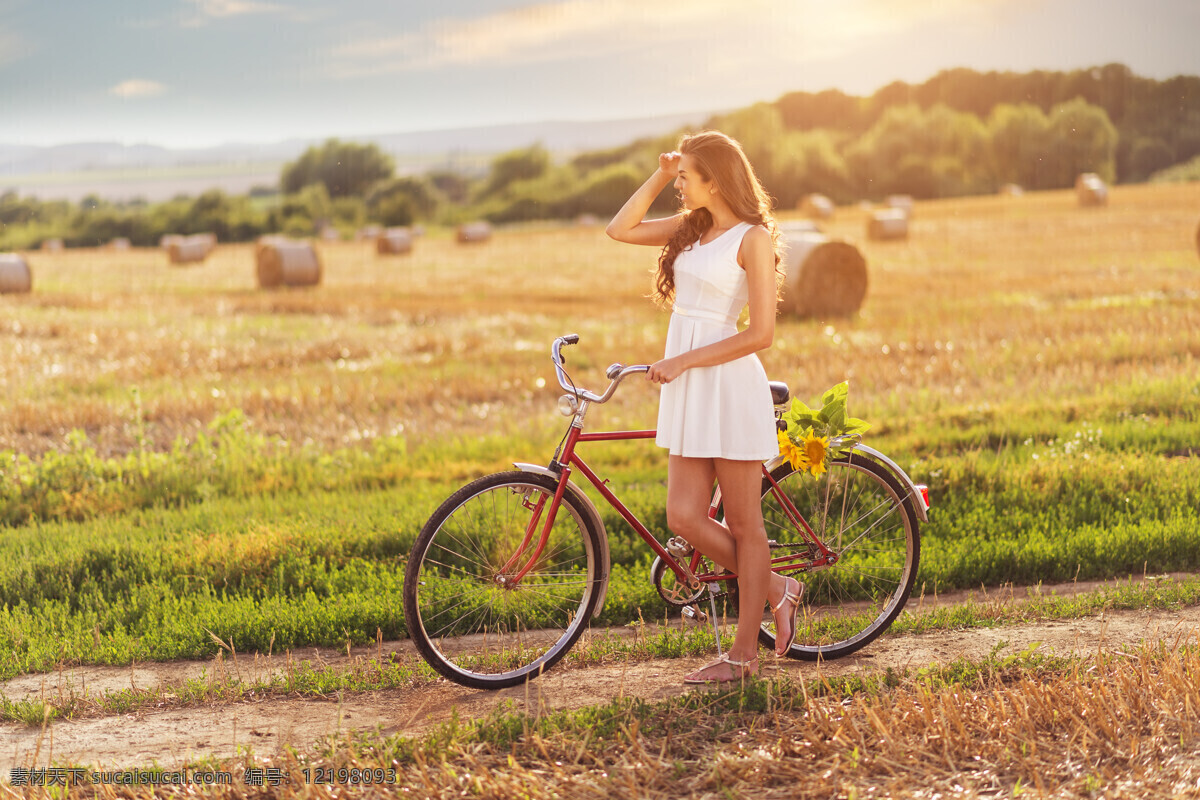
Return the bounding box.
[562,333,580,345]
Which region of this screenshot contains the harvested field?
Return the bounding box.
[4,589,1200,795]
[3,182,1200,795]
[2,182,1197,460]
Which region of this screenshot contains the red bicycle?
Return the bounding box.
[403,334,929,689]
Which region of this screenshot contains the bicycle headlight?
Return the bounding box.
[558,394,579,416]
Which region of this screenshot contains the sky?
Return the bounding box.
[1,0,1198,149]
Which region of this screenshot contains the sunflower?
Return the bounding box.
[777,430,810,472]
[801,429,830,477]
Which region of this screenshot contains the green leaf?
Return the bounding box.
[825,405,846,432]
[785,398,816,419]
[844,417,872,435]
[821,382,849,407]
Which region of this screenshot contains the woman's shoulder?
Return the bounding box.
[738,222,773,246]
[736,222,775,266]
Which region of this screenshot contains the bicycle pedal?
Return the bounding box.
[681,604,708,624]
[666,536,693,559]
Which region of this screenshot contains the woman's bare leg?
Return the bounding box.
[667,456,790,679]
[666,455,787,605]
[712,457,773,665]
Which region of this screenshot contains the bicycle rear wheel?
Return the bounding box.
[403,471,603,689]
[758,452,920,660]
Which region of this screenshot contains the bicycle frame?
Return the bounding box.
[507,422,838,596]
[404,334,932,687]
[503,333,929,603]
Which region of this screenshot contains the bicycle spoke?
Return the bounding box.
[443,508,502,571]
[405,472,599,688]
[838,501,903,554]
[755,456,919,659]
[428,596,494,640]
[425,546,492,578]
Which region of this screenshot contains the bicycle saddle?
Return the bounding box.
[769,381,790,406]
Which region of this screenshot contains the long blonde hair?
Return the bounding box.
[654,131,781,305]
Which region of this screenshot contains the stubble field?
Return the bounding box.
[3,181,1200,797]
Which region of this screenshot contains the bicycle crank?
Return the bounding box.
[650,555,704,606]
[650,554,737,608]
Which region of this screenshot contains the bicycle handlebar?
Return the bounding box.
[552,334,649,404]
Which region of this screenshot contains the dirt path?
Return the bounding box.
[4,588,1199,773]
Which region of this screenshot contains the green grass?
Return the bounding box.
[1,364,1199,678]
[8,573,1200,726]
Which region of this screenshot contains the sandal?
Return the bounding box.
[682,654,759,685]
[771,576,805,657]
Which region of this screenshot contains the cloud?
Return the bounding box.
[327,0,750,77]
[326,0,1022,79]
[109,79,167,98]
[0,26,35,66]
[189,0,284,18]
[180,0,319,27]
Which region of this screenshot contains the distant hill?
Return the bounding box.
[0,110,712,202]
[1,111,715,176]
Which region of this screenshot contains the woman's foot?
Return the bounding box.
[682,654,759,684]
[771,576,805,657]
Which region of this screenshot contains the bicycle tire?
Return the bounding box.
[403,471,603,689]
[757,452,920,660]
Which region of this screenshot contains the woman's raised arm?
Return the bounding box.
[605,152,684,246]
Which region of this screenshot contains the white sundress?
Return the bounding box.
[655,221,778,461]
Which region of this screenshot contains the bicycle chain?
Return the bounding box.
[653,540,816,607]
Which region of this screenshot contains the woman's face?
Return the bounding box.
[674,153,716,211]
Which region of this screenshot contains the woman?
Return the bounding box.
[605,131,803,683]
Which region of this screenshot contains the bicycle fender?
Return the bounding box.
[847,445,929,522]
[513,463,611,616]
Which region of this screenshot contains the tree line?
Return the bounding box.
[2,63,1197,250]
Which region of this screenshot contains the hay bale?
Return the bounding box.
[1076,173,1108,207]
[376,227,414,255]
[0,254,32,294]
[456,221,492,244]
[255,235,290,259]
[40,238,63,253]
[886,195,914,215]
[777,219,822,236]
[108,237,131,251]
[799,193,834,219]
[355,225,383,241]
[192,232,217,253]
[163,233,216,265]
[999,183,1024,197]
[255,239,321,288]
[779,231,867,318]
[167,237,211,265]
[867,208,909,241]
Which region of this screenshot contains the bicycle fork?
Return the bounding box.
[496,466,574,586]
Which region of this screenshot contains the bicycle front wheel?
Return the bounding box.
[403,471,603,689]
[759,452,920,660]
